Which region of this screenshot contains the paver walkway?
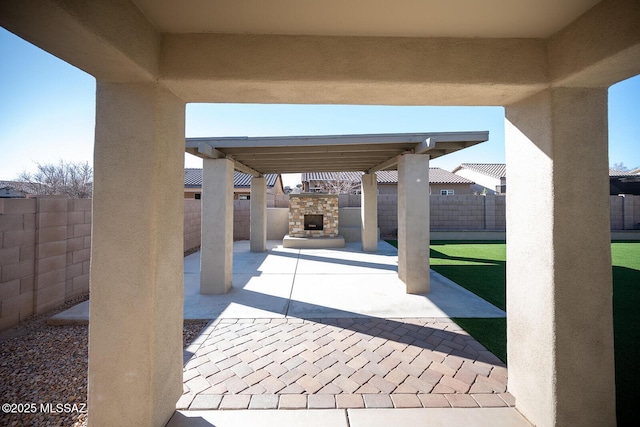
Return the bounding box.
[178,317,512,410]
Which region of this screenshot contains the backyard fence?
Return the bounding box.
[0,197,91,330]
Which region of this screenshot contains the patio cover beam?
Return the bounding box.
[186,131,488,175]
[192,142,261,177]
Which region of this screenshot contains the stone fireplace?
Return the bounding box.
[288,193,339,238]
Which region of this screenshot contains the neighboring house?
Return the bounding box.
[609,169,640,195]
[0,186,26,198]
[301,168,475,195]
[0,180,36,198]
[452,163,507,195]
[184,168,285,199]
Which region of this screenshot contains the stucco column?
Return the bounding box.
[397,154,430,294]
[89,82,185,427]
[361,173,378,251]
[505,88,615,427]
[250,176,267,252]
[201,158,234,294]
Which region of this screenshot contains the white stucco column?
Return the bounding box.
[397,154,430,294]
[89,82,185,427]
[361,173,378,251]
[505,88,615,427]
[201,158,234,294]
[250,176,267,252]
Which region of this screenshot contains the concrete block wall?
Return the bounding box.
[0,198,37,330]
[64,199,91,304]
[0,197,92,331]
[233,200,251,240]
[623,195,639,230]
[184,200,201,252]
[494,196,507,230]
[378,194,398,237]
[610,196,624,230]
[610,194,640,230]
[431,194,485,230]
[338,194,361,207]
[34,198,68,316]
[269,194,290,208]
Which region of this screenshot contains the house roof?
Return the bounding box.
[609,169,637,177]
[0,180,37,195]
[184,169,280,188]
[453,163,507,179]
[0,186,26,198]
[186,132,488,175]
[302,168,474,185]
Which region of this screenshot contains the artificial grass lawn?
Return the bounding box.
[387,239,639,425]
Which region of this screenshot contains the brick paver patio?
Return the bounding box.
[178,317,513,410]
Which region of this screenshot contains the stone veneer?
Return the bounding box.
[288,194,339,238]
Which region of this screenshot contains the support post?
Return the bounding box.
[200,158,234,294]
[397,154,430,294]
[505,88,615,427]
[250,176,267,252]
[89,82,185,426]
[361,173,378,251]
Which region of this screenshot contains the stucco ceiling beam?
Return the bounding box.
[162,34,548,105]
[549,0,640,88]
[0,0,160,82]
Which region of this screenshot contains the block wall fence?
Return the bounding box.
[2,194,639,330]
[1,197,91,331]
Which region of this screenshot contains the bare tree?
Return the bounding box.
[17,160,93,198]
[322,172,360,195]
[611,162,630,172]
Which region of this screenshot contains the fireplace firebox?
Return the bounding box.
[304,214,324,230]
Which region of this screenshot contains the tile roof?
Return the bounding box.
[0,180,38,195]
[302,168,474,185]
[609,169,636,177]
[453,163,507,179]
[184,169,280,188]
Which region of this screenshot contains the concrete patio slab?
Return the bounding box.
[288,270,504,318]
[167,409,349,427]
[48,240,505,324]
[183,273,295,319]
[166,407,531,427]
[347,408,532,427]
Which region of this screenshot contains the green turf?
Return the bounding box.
[429,241,506,311]
[450,317,507,363]
[611,242,640,425]
[386,239,639,425]
[428,240,507,363]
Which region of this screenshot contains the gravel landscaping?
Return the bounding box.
[0,295,209,427]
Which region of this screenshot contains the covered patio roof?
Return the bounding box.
[186,131,488,176]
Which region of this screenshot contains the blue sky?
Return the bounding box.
[1,27,638,187]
